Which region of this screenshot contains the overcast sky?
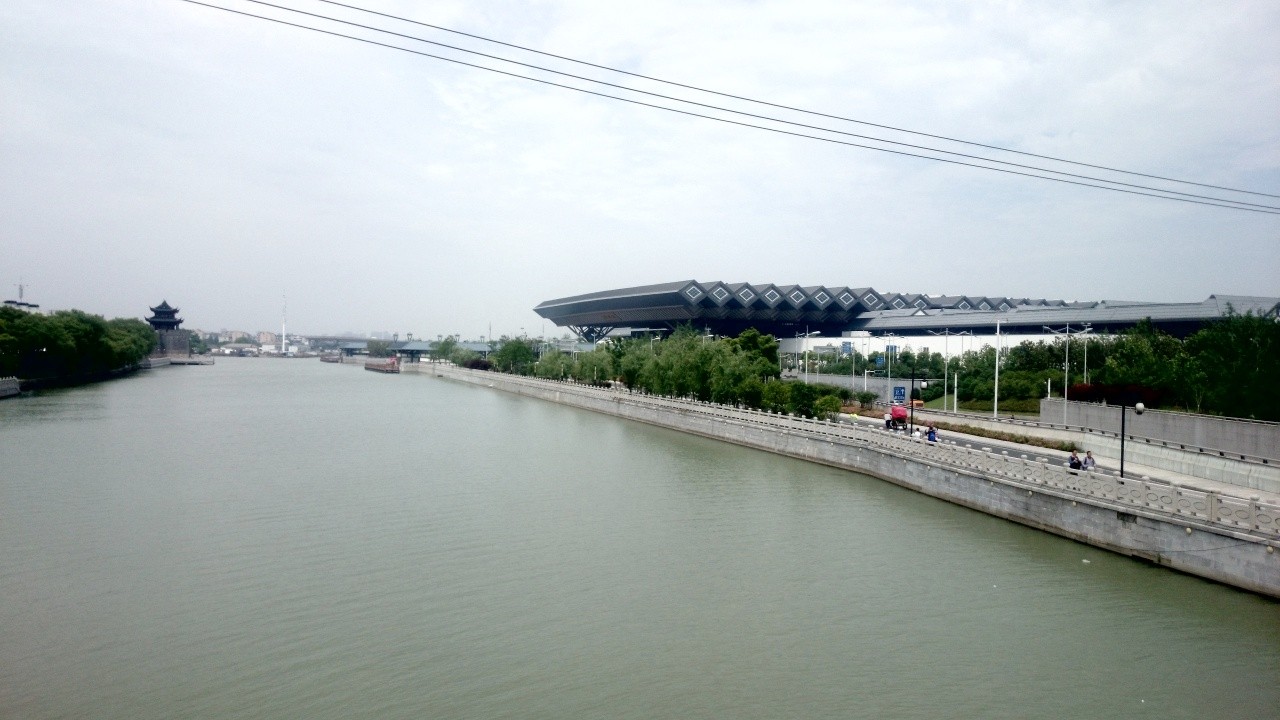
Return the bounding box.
[3,0,1277,339]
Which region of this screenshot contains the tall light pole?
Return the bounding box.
[795,329,818,383]
[1044,323,1091,424]
[882,332,898,405]
[993,320,1001,419]
[928,329,972,413]
[908,352,928,435]
[1081,327,1094,385]
[1120,402,1146,478]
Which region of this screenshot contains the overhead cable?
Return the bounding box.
[315,0,1280,200]
[230,0,1280,211]
[175,0,1280,214]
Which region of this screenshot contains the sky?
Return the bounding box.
[2,0,1278,339]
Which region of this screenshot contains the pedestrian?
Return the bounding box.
[884,412,892,429]
[1081,451,1096,471]
[1068,450,1082,470]
[926,425,938,443]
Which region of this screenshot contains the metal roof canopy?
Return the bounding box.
[534,282,1279,340]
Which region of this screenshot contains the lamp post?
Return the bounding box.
[1081,327,1094,385]
[795,329,818,383]
[928,329,972,413]
[908,351,929,435]
[993,319,1001,419]
[1044,323,1091,424]
[882,332,897,404]
[1119,401,1146,479]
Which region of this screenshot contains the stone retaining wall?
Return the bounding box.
[0,376,19,399]
[421,364,1280,598]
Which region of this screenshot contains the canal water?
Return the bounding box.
[2,358,1276,719]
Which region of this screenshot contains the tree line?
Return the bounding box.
[0,307,157,380]
[470,310,1277,421]
[476,327,853,419]
[806,312,1279,420]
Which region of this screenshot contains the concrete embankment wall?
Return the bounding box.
[419,363,1280,598]
[0,376,19,399]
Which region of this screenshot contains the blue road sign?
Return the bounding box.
[841,341,851,354]
[893,386,906,403]
[876,355,885,367]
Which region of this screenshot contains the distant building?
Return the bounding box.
[3,284,40,312]
[257,331,279,345]
[146,300,191,356]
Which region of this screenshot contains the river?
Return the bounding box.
[2,358,1276,719]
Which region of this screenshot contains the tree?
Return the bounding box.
[534,350,573,379]
[574,349,614,385]
[0,307,156,380]
[433,335,458,361]
[814,394,843,421]
[1181,310,1280,420]
[761,379,791,413]
[492,338,537,375]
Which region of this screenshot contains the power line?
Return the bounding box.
[175,0,1280,214]
[314,0,1280,201]
[227,0,1280,211]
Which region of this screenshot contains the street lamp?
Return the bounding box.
[908,351,928,435]
[1044,323,1091,424]
[1119,401,1146,479]
[882,332,898,404]
[795,329,818,383]
[928,328,971,413]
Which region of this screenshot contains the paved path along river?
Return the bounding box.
[2,357,1277,719]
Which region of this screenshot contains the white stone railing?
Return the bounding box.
[443,369,1280,539]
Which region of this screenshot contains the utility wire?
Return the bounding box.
[315,0,1279,200]
[176,0,1280,214]
[228,0,1280,211]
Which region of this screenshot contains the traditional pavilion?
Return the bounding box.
[146,300,190,356]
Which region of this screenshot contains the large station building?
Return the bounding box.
[534,280,1280,342]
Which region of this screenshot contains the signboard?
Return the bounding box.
[841,341,851,355]
[876,355,885,367]
[893,386,906,403]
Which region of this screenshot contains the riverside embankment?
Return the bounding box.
[417,363,1280,598]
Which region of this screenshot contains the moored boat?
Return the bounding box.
[364,356,400,374]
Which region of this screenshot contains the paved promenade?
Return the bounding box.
[870,409,1280,506]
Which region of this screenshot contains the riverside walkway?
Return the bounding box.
[846,411,1280,508]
